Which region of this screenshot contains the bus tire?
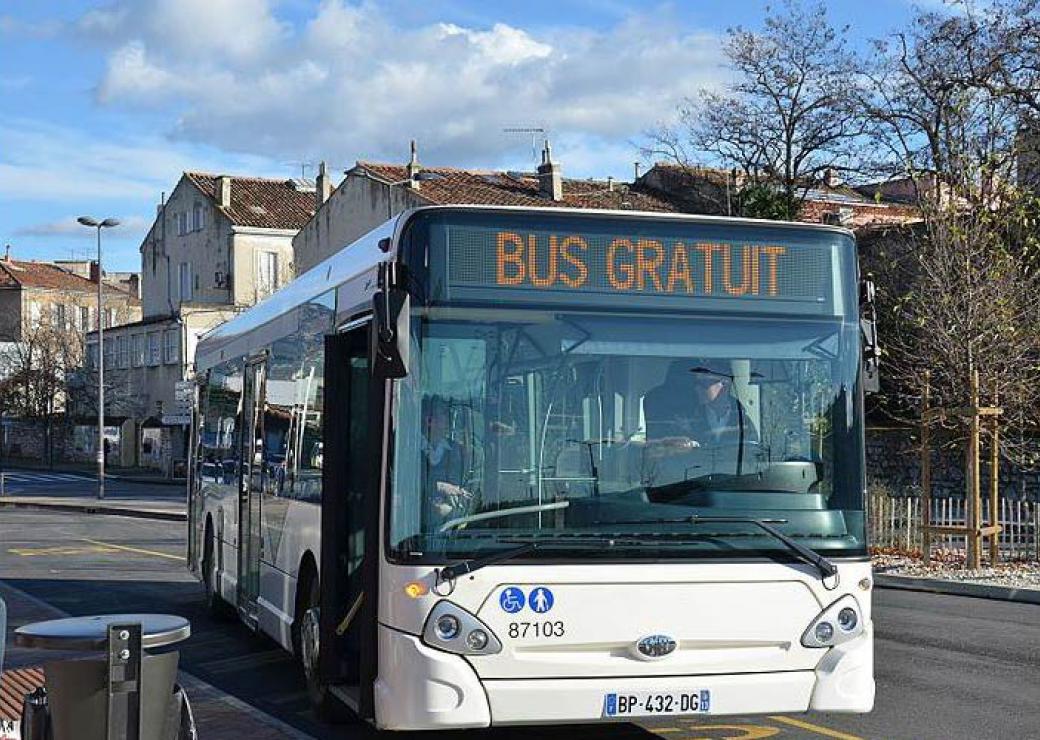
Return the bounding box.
[202,522,233,620]
[296,573,345,721]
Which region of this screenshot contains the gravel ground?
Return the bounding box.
[873,551,1040,589]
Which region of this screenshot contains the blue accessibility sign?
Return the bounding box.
[499,587,525,613]
[528,586,554,613]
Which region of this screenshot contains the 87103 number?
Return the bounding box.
[508,620,565,639]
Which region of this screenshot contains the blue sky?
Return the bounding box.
[1,0,932,272]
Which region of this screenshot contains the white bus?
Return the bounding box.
[188,206,877,730]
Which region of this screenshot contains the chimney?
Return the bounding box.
[128,274,140,298]
[316,161,331,208]
[537,140,563,201]
[406,140,421,190]
[89,260,101,284]
[607,176,614,192]
[824,168,840,188]
[3,244,9,261]
[217,175,232,208]
[634,162,641,180]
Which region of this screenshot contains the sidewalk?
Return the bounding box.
[0,495,186,521]
[0,580,313,739]
[2,461,186,486]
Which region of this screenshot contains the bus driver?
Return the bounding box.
[421,396,474,524]
[644,359,758,449]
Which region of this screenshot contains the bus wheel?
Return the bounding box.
[202,526,232,619]
[300,577,338,719]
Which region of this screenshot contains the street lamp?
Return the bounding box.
[77,215,120,500]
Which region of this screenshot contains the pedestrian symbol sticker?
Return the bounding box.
[500,587,525,613]
[529,586,554,613]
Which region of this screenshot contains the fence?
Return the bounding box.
[868,491,1040,560]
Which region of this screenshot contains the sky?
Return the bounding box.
[0,0,936,272]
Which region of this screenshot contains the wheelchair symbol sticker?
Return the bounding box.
[529,586,554,613]
[499,587,525,613]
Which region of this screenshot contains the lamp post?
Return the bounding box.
[77,216,120,500]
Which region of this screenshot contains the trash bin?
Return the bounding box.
[14,614,190,740]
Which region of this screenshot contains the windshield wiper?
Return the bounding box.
[438,500,569,532]
[438,542,539,581]
[594,515,837,581]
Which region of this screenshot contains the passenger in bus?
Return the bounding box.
[422,396,473,523]
[644,359,758,448]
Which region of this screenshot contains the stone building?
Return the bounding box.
[294,142,676,274]
[84,171,319,474]
[0,251,141,464]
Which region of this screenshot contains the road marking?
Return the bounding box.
[9,545,121,557]
[768,715,863,740]
[81,538,183,561]
[651,729,685,735]
[679,723,780,739]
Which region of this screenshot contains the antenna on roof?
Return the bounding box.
[284,161,314,180]
[503,126,548,164]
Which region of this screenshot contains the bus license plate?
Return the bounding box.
[604,690,710,717]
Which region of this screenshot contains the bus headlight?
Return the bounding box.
[435,614,461,640]
[422,601,502,656]
[802,595,864,648]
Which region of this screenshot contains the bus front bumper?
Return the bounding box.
[374,625,874,730]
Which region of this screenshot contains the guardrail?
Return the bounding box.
[869,491,1040,560]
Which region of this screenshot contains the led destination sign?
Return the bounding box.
[441,221,845,315]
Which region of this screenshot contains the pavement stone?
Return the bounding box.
[0,580,309,739]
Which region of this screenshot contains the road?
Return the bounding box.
[1,507,1038,740]
[0,470,184,502]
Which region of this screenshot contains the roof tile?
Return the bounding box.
[184,172,319,230]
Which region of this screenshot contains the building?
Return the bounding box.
[637,164,920,230]
[294,142,676,273]
[0,250,141,464]
[51,260,140,298]
[86,171,319,474]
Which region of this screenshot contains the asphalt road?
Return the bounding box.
[1,508,1038,740]
[0,469,184,502]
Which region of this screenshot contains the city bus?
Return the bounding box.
[188,205,877,730]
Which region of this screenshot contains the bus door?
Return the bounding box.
[320,323,381,717]
[237,355,267,627]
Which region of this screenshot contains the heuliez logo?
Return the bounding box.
[1,719,19,739]
[636,634,677,659]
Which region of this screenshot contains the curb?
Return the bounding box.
[0,498,187,522]
[875,573,1040,605]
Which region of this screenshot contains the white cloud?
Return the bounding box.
[15,215,152,238]
[84,0,726,176]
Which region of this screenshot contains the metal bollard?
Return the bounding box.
[20,686,51,740]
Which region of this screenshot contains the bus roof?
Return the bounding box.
[193,205,854,371]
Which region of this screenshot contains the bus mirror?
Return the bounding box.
[859,275,880,394]
[373,262,410,379]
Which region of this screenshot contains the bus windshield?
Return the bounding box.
[388,309,866,563]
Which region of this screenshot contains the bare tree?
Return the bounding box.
[645,0,861,218]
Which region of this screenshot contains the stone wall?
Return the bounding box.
[866,427,1039,501]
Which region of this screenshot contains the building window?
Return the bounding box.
[103,338,115,368]
[86,343,98,369]
[164,330,179,364]
[179,263,193,303]
[193,203,205,231]
[80,306,90,331]
[117,335,129,368]
[148,332,161,366]
[28,301,41,329]
[256,251,279,298]
[176,211,188,236]
[132,334,145,367]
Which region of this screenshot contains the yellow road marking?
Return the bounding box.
[768,715,863,740]
[9,545,121,557]
[81,538,183,562]
[652,729,685,735]
[679,723,780,739]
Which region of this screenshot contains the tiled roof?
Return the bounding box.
[184,172,320,230]
[0,258,133,297]
[354,163,678,213]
